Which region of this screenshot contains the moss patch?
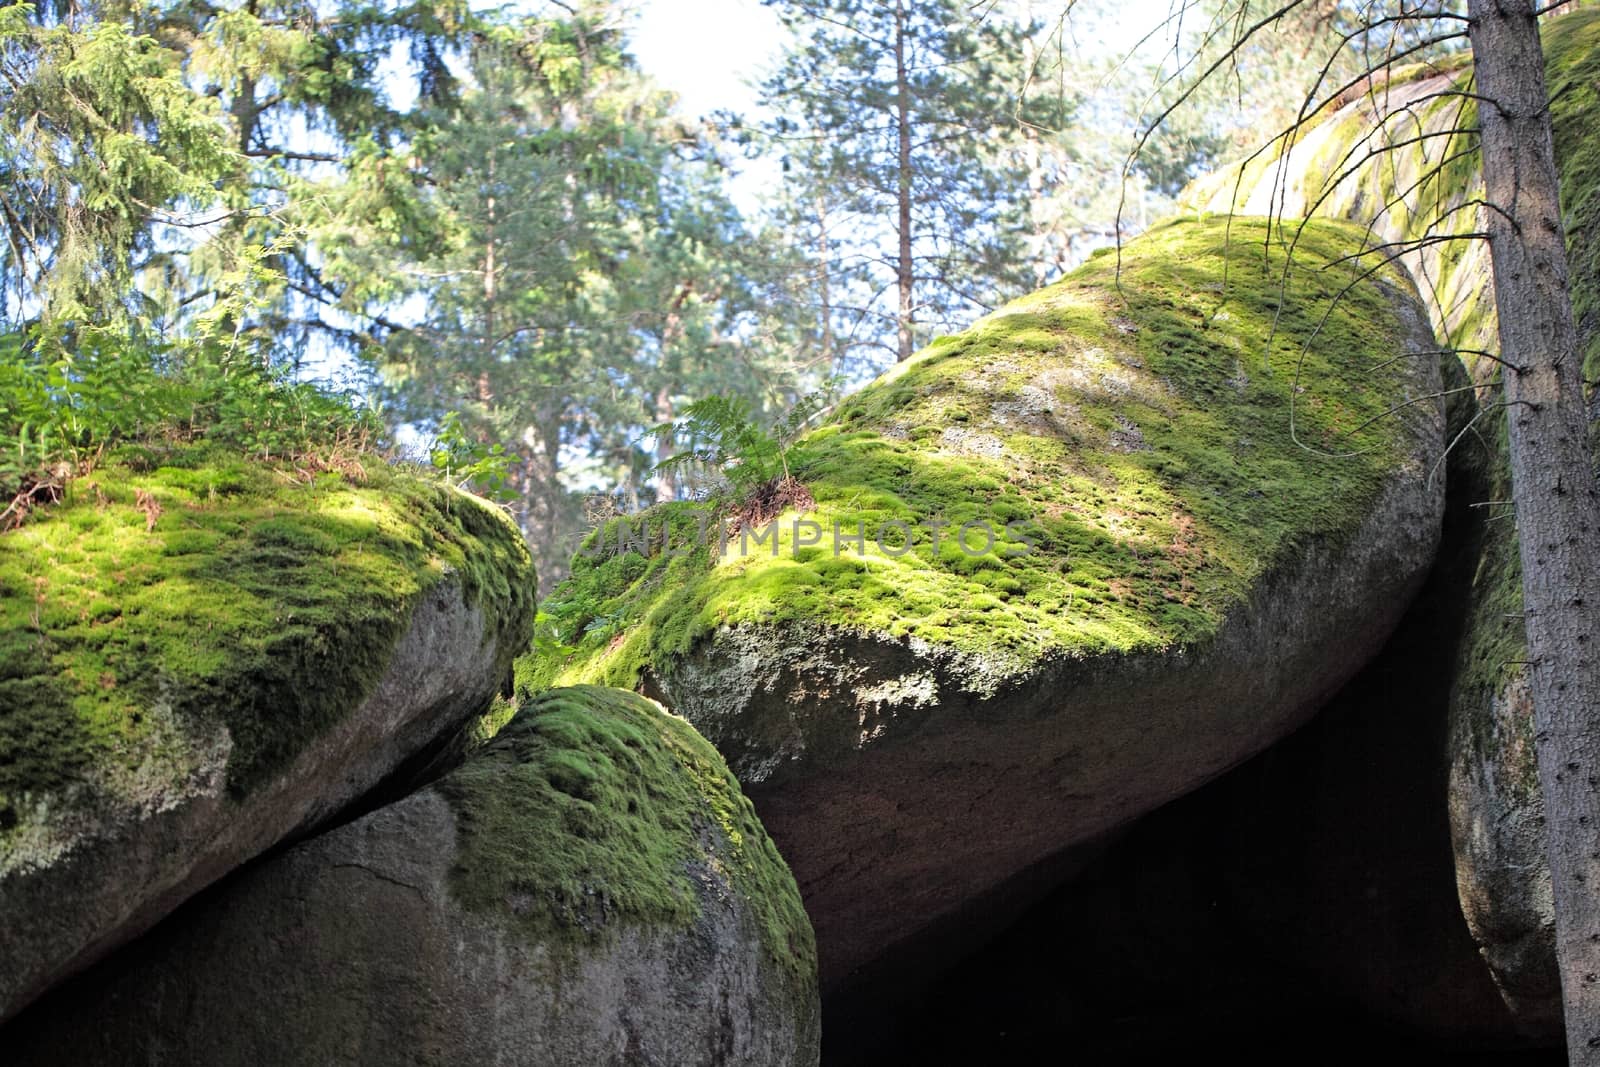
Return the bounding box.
[1450,9,1600,751]
[439,685,816,987]
[1188,9,1598,390]
[1148,10,1600,791]
[1546,7,1600,390]
[0,452,535,845]
[1289,9,1600,772]
[526,217,1425,693]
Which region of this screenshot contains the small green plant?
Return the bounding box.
[645,378,841,503]
[429,411,515,503]
[1,325,389,528]
[647,395,782,499]
[529,609,578,659]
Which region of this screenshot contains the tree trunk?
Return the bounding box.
[1020,0,1050,289]
[233,0,262,154]
[1468,1,1600,1059]
[519,413,565,596]
[893,0,915,362]
[654,385,676,502]
[653,282,694,502]
[483,151,498,357]
[817,195,835,370]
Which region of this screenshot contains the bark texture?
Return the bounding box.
[894,0,915,362]
[1468,0,1600,1059]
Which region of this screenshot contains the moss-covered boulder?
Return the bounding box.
[848,374,1523,1062]
[530,216,1446,991]
[0,457,535,1021]
[1,686,820,1066]
[1184,9,1600,1034]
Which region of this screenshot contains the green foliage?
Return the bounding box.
[0,327,385,512]
[440,685,816,987]
[357,12,818,585]
[528,609,578,661]
[429,411,513,503]
[759,0,1055,363]
[0,0,834,590]
[529,216,1425,691]
[646,380,839,500]
[648,395,786,498]
[0,0,481,362]
[0,4,237,326]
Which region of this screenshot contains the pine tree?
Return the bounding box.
[0,0,467,359]
[760,0,1054,364]
[1466,2,1600,1057]
[365,11,810,585]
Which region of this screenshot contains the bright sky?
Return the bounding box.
[627,0,786,120]
[625,2,1182,121]
[624,0,787,216]
[621,0,1173,221]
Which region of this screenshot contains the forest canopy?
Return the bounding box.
[0,0,1448,584]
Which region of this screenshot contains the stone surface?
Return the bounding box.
[534,218,1448,993]
[828,392,1546,1060]
[0,466,535,1021]
[1449,672,1561,1035]
[1183,11,1600,1034]
[2,686,820,1067]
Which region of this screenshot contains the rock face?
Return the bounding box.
[1449,670,1561,1034]
[827,382,1544,1063]
[0,460,536,1021]
[1183,8,1599,396]
[1184,9,1600,1034]
[531,217,1447,993]
[2,686,821,1067]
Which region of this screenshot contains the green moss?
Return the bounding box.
[1454,450,1536,792]
[1546,7,1600,389]
[439,685,816,987]
[1177,11,1600,784]
[0,452,536,841]
[528,216,1423,693]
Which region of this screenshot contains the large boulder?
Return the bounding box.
[824,373,1539,1064]
[531,216,1447,993]
[1183,9,1599,392]
[1,686,821,1066]
[1186,8,1600,1034]
[0,456,536,1021]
